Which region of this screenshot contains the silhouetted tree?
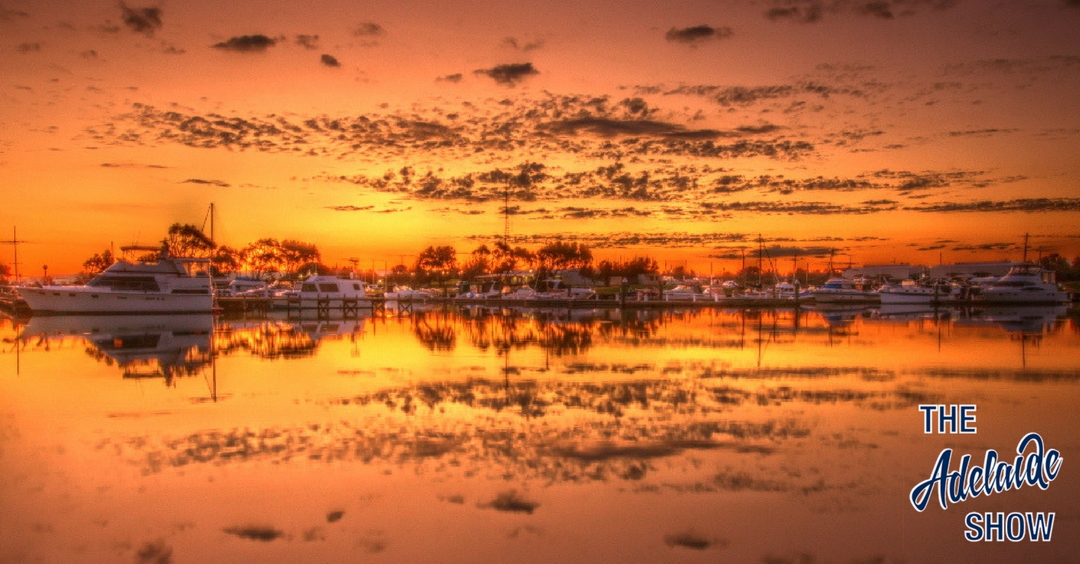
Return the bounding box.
[82,249,115,276]
[166,223,214,257]
[416,245,458,295]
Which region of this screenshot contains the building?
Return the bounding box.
[926,261,1024,279]
[841,264,926,281]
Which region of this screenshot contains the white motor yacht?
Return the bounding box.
[981,264,1069,304]
[282,275,370,308]
[811,277,880,304]
[17,246,213,315]
[877,280,964,305]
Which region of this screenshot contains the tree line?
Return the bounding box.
[46,222,1080,290]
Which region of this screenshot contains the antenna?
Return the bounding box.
[2,227,30,283]
[503,181,510,245]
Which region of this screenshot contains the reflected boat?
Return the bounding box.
[963,305,1068,334]
[20,313,214,379]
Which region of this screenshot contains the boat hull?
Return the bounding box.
[18,287,213,315]
[980,289,1069,305]
[812,291,879,304]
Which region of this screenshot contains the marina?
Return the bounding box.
[2,304,1078,563]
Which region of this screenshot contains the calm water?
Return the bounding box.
[1,305,1078,563]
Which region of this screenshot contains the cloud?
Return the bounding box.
[295,34,319,50]
[120,3,163,36]
[327,205,375,212]
[665,25,734,44]
[320,54,341,67]
[16,42,41,53]
[353,22,385,36]
[182,178,230,187]
[765,5,823,23]
[0,5,30,21]
[437,73,463,83]
[905,198,1080,213]
[212,35,277,53]
[763,0,957,23]
[502,37,544,52]
[474,63,539,86]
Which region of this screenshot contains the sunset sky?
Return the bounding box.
[2,0,1079,276]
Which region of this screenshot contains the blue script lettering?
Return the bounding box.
[910,432,1063,512]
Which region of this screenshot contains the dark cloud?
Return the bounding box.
[160,42,185,55]
[764,0,956,23]
[0,6,30,21]
[502,37,544,52]
[182,178,230,187]
[16,42,41,53]
[857,1,895,18]
[710,245,840,260]
[212,35,277,53]
[296,34,319,50]
[105,94,813,165]
[120,3,163,36]
[327,205,374,212]
[320,54,341,67]
[543,118,709,138]
[905,198,1080,213]
[949,242,1015,252]
[437,73,463,83]
[1067,0,1080,7]
[765,5,823,23]
[474,63,538,86]
[665,25,734,44]
[656,82,871,107]
[353,22,385,36]
[100,162,170,169]
[697,200,898,215]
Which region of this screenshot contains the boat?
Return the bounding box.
[534,279,597,301]
[217,276,269,297]
[980,264,1069,304]
[17,245,214,315]
[663,284,709,302]
[740,281,814,302]
[877,279,966,305]
[280,275,369,309]
[811,277,880,304]
[385,286,433,301]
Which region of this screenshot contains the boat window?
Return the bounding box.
[353,284,361,290]
[319,283,339,293]
[301,284,318,292]
[88,276,160,292]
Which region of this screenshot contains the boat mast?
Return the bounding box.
[2,226,27,283]
[12,226,18,283]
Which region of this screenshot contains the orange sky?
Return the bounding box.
[2,0,1080,275]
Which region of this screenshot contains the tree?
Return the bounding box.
[82,249,115,276]
[211,245,241,276]
[241,238,284,276]
[279,240,321,276]
[460,245,493,281]
[536,242,592,272]
[415,245,458,295]
[0,262,10,281]
[166,223,214,257]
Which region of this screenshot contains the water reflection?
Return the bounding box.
[18,314,214,383]
[0,305,1077,563]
